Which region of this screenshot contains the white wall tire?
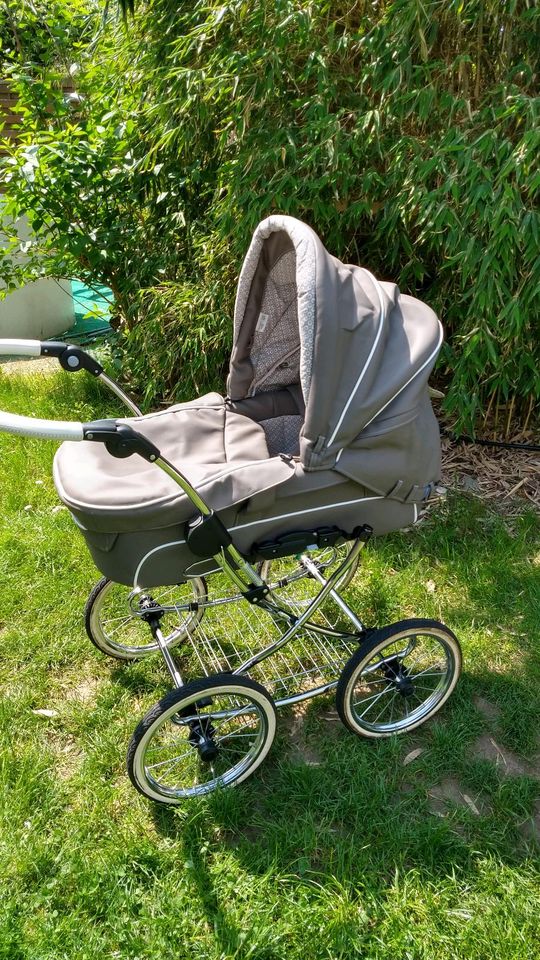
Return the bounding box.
[85,577,207,661]
[127,674,277,803]
[336,619,461,738]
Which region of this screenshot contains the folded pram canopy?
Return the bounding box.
[54,215,443,586]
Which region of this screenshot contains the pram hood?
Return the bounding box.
[227,215,442,501]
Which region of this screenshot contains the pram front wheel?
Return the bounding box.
[336,619,461,738]
[85,577,207,661]
[127,674,277,803]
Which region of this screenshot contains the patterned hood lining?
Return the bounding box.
[233,216,318,403]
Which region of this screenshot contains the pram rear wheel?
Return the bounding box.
[127,674,277,802]
[258,542,360,621]
[336,619,461,738]
[85,577,207,661]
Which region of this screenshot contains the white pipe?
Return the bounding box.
[0,339,41,357]
[0,411,84,441]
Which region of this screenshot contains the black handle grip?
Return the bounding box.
[82,420,160,462]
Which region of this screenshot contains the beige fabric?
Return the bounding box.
[228,217,442,501]
[54,394,294,533]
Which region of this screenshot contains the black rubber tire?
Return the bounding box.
[84,577,206,662]
[336,619,461,739]
[127,673,277,803]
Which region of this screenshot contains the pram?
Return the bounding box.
[0,216,461,803]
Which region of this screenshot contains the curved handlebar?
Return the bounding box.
[0,336,143,420]
[0,339,42,357]
[0,411,84,441]
[0,338,86,440]
[0,411,161,463]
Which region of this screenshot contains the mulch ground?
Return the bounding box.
[441,436,540,514]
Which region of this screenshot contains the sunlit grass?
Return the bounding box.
[0,365,539,960]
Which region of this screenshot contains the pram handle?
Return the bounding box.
[0,412,162,458]
[0,339,42,357]
[0,337,103,374]
[0,338,143,417]
[0,410,85,441]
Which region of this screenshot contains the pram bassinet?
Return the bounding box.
[53,215,443,587]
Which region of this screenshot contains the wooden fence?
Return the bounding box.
[0,80,22,153]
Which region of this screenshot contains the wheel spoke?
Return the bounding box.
[352,683,393,710]
[339,622,460,736]
[87,577,205,659]
[409,667,446,680]
[356,683,394,719]
[146,751,194,777]
[101,615,138,626]
[214,731,258,744]
[130,679,276,800]
[371,689,399,724]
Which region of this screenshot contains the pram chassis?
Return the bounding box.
[0,339,462,803]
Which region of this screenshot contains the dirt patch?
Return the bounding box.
[469,734,537,779]
[316,708,344,740]
[428,777,489,818]
[284,708,323,766]
[48,733,84,781]
[473,696,502,723]
[71,677,101,703]
[0,357,59,375]
[60,675,103,705]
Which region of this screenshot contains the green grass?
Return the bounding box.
[0,365,539,960]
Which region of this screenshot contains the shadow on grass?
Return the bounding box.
[146,497,539,951]
[148,668,540,953]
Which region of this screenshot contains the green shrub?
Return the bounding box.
[122,281,232,407]
[2,1,539,430]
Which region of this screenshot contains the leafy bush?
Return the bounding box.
[2,1,539,430]
[122,281,232,406]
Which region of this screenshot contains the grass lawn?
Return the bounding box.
[0,364,539,960]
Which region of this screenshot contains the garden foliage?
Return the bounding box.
[1,1,539,431]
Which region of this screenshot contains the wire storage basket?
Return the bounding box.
[177,561,361,705]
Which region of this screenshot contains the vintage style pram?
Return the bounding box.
[0,216,461,803]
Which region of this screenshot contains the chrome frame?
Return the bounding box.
[98,373,143,417]
[131,529,368,707]
[97,425,372,704]
[85,377,370,705]
[1,356,370,708]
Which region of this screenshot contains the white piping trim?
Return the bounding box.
[133,494,384,587]
[326,269,386,447]
[361,319,444,432]
[413,503,418,523]
[233,495,383,533]
[134,539,187,587]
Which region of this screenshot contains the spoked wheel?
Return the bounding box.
[258,542,360,623]
[127,674,277,803]
[85,577,207,661]
[336,619,461,738]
